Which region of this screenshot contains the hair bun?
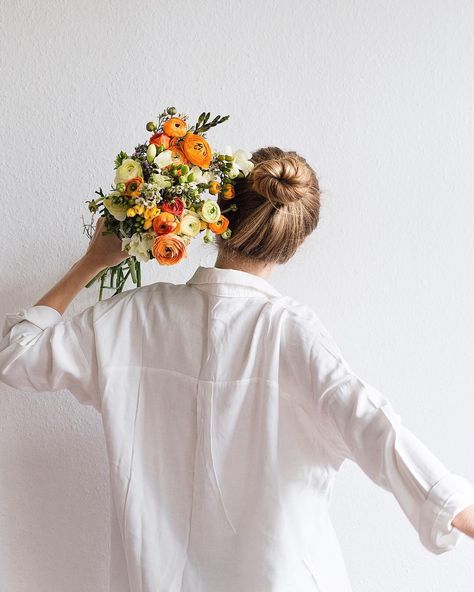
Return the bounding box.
[249,155,312,207]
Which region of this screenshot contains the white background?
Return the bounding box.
[1,1,473,590]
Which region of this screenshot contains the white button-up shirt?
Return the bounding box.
[1,264,474,592]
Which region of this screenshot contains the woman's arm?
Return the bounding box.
[34,217,128,315]
[452,504,474,538]
[34,256,104,316]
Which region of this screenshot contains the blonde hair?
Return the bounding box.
[215,146,321,264]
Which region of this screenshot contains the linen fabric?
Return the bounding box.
[1,264,473,592]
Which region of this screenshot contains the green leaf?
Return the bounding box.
[114,151,129,169]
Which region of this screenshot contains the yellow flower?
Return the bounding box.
[144,206,160,220]
[134,204,145,215]
[126,207,136,217]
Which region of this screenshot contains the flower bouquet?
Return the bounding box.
[83,106,254,300]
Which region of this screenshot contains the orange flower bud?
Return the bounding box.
[222,183,235,199]
[208,181,222,195]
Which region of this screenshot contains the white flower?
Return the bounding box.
[103,191,129,221]
[149,173,172,189]
[189,166,205,184]
[121,232,155,262]
[114,158,143,185]
[154,150,173,169]
[189,165,216,184]
[221,146,254,179]
[180,213,202,237]
[200,199,221,223]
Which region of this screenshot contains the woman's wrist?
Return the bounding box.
[79,252,108,276]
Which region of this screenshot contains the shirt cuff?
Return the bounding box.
[2,305,63,338]
[418,472,474,554]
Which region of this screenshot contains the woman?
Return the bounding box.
[1,146,473,591]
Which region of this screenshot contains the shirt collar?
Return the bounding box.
[185,265,282,298]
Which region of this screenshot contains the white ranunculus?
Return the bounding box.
[114,158,143,185]
[154,150,173,169]
[180,213,202,237]
[103,191,129,221]
[121,232,155,262]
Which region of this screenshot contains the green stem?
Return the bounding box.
[136,261,141,287]
[114,269,131,295]
[117,266,124,292]
[85,267,108,288]
[128,257,137,284]
[98,269,107,301]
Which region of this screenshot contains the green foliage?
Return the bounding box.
[114,151,129,169]
[192,112,230,135]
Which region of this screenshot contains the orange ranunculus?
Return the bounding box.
[209,215,229,235]
[152,234,187,265]
[171,220,182,234]
[166,145,189,167]
[162,118,188,138]
[221,183,235,199]
[152,212,179,235]
[124,176,144,197]
[181,133,212,169]
[149,132,171,148]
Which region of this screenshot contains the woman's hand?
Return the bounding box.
[33,217,130,314]
[83,216,129,270]
[452,503,474,539]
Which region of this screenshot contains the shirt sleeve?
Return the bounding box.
[310,325,474,555]
[0,303,103,412]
